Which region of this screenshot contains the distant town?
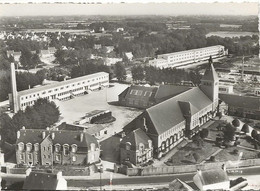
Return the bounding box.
[0,7,260,191]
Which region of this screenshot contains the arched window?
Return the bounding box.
[26,143,32,152]
[34,143,39,152]
[18,142,24,151]
[55,144,61,152]
[71,144,77,153]
[126,142,131,151]
[63,144,69,156]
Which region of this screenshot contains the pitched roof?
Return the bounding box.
[23,171,59,190]
[169,178,194,191]
[146,87,212,135]
[220,93,260,110]
[154,85,191,102]
[197,169,229,185]
[201,63,218,81]
[121,128,151,149]
[16,129,98,149]
[178,101,199,116]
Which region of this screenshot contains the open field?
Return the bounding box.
[55,83,142,137]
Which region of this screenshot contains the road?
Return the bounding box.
[2,166,260,188]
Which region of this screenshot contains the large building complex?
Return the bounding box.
[9,63,109,112]
[149,45,227,68]
[16,128,100,166]
[122,59,219,160]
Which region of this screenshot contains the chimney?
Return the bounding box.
[10,63,19,113]
[28,84,31,89]
[26,168,32,176]
[22,126,25,130]
[51,132,55,140]
[56,171,62,180]
[42,131,46,139]
[80,133,84,142]
[17,131,20,139]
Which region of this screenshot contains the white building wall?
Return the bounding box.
[18,73,109,111]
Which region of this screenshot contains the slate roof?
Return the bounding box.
[17,129,99,149]
[169,178,193,191]
[198,169,229,185]
[220,93,260,111]
[23,171,59,190]
[120,128,151,149]
[154,85,191,102]
[201,63,218,81]
[146,87,212,135]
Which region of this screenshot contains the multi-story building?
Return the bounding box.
[149,45,227,68]
[9,62,109,113]
[123,60,219,158]
[120,128,153,166]
[16,128,100,166]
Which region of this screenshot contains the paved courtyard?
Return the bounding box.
[55,83,142,138]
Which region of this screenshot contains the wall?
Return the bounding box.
[124,158,260,176]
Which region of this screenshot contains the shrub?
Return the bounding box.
[233,149,239,155]
[232,118,240,128]
[241,124,249,133]
[200,129,209,139]
[193,153,200,162]
[209,156,216,162]
[251,130,258,139]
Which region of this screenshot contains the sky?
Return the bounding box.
[0,1,258,17]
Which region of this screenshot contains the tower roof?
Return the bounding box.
[201,62,218,81]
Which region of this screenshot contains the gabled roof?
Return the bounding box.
[197,169,229,185]
[220,93,260,110]
[169,178,194,191]
[146,87,212,135]
[121,128,151,149]
[178,101,199,116]
[155,85,191,102]
[16,129,98,149]
[201,63,218,81]
[23,171,59,190]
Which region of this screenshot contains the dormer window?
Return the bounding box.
[26,143,32,152]
[34,143,39,152]
[18,142,24,151]
[126,142,131,151]
[139,143,144,152]
[55,144,61,152]
[63,144,69,156]
[71,144,77,153]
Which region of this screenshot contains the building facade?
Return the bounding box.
[16,128,100,166]
[120,128,153,166]
[9,65,109,112]
[123,61,219,158]
[149,45,227,68]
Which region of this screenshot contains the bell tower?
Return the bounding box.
[200,56,219,111]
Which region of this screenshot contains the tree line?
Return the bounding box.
[0,98,60,144]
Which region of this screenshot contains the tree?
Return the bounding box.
[200,129,209,139]
[20,48,33,70]
[31,53,41,68]
[209,156,216,162]
[241,124,249,134]
[131,65,145,82]
[232,118,240,128]
[223,123,236,142]
[114,62,126,82]
[233,149,239,155]
[0,113,17,144]
[251,130,258,139]
[193,153,200,162]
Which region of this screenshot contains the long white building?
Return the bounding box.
[149,45,227,68]
[9,63,109,112]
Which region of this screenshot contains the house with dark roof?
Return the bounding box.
[120,128,153,166]
[193,168,230,190]
[122,59,219,158]
[118,84,191,109]
[169,178,193,191]
[16,128,100,166]
[219,94,260,120]
[23,168,67,190]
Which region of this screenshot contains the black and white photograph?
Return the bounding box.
[0,0,259,190]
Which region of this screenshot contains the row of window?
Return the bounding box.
[19,153,77,162]
[159,124,184,140]
[20,75,108,101]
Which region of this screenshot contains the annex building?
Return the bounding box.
[16,128,100,166]
[149,45,227,68]
[9,63,109,113]
[122,59,219,160]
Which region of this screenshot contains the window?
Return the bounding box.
[126,142,131,151]
[63,144,69,156]
[71,144,77,153]
[55,144,61,152]
[34,143,39,152]
[19,154,23,160]
[72,156,77,162]
[56,155,61,161]
[28,153,32,160]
